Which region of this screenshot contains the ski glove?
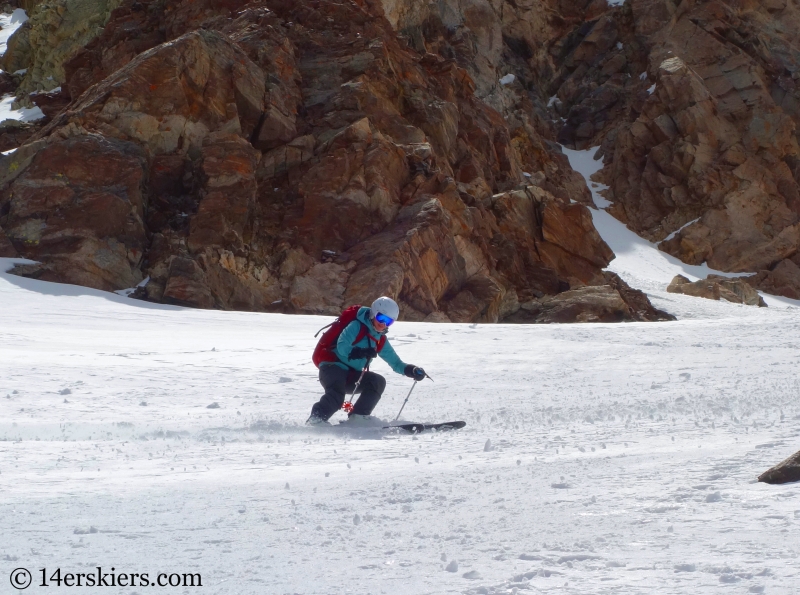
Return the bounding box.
[349,346,378,360]
[404,365,426,381]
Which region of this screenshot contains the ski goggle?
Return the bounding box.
[374,313,395,326]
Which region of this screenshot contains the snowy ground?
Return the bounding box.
[3,237,800,595]
[2,109,800,595]
[3,261,800,595]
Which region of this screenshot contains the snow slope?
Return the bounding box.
[2,241,800,595]
[0,9,45,127]
[2,150,800,595]
[561,146,800,311]
[0,9,27,59]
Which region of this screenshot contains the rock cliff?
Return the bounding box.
[380,0,800,301]
[2,0,122,99]
[607,2,800,282]
[0,0,680,322]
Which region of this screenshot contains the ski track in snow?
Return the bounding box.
[3,148,800,594]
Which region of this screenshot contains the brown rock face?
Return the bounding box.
[608,49,800,274]
[48,29,269,154]
[162,256,215,309]
[0,0,670,323]
[507,272,674,323]
[0,119,45,153]
[401,0,797,301]
[188,134,260,254]
[30,89,71,120]
[738,258,800,300]
[381,0,800,304]
[1,134,147,289]
[549,0,800,290]
[0,225,17,257]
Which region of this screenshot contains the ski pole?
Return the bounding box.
[343,358,372,414]
[394,380,417,421]
[394,373,431,421]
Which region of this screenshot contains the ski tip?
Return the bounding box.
[383,421,466,433]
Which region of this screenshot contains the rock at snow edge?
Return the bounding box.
[667,275,766,307]
[758,449,800,485]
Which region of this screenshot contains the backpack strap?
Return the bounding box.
[353,323,370,346]
[353,322,386,352]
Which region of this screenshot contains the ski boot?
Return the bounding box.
[306,414,330,426]
[343,414,384,427]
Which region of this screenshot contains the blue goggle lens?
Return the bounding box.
[375,313,394,326]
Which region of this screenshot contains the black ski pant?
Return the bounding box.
[310,365,386,421]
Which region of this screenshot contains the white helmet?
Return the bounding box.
[370,296,400,321]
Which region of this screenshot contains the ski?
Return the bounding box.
[384,421,466,433]
[314,420,467,433]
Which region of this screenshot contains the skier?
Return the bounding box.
[306,296,426,425]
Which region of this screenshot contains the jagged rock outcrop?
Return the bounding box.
[4,0,800,308]
[0,0,673,323]
[1,0,122,99]
[1,134,148,289]
[507,272,675,324]
[739,258,800,300]
[0,118,43,152]
[666,274,766,307]
[382,0,800,303]
[758,449,800,485]
[549,1,800,301]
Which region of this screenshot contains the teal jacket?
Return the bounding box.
[323,306,407,374]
